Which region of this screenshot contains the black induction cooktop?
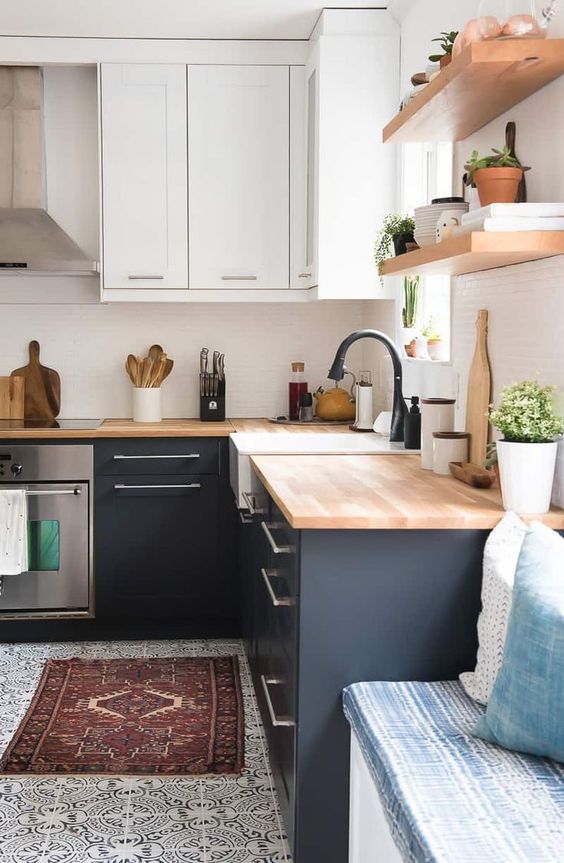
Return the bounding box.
[0,418,101,430]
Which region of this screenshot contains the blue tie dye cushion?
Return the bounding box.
[474,521,564,763]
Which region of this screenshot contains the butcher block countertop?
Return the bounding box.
[0,418,351,439]
[250,454,564,530]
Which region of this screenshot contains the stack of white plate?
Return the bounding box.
[414,201,469,248]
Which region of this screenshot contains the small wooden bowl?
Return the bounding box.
[449,461,497,489]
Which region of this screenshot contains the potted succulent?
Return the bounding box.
[464,146,530,207]
[402,275,419,357]
[490,380,564,514]
[423,317,446,361]
[429,31,459,68]
[374,214,416,283]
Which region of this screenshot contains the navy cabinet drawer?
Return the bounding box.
[95,438,221,476]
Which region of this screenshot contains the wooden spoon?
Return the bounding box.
[149,355,167,388]
[148,344,164,361]
[161,358,174,382]
[126,354,139,386]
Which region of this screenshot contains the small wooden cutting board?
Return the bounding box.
[11,341,61,419]
[0,376,25,419]
[465,310,492,468]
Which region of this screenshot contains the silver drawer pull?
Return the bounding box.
[128,275,164,280]
[242,491,266,516]
[261,568,295,608]
[261,521,293,555]
[298,272,312,278]
[114,483,201,490]
[260,675,295,728]
[113,454,200,460]
[239,510,253,525]
[221,275,258,281]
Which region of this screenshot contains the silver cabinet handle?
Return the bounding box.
[221,275,258,281]
[261,521,293,555]
[128,275,164,280]
[113,454,200,460]
[298,272,312,278]
[114,483,201,490]
[261,568,295,607]
[242,491,266,515]
[260,675,295,727]
[239,510,253,525]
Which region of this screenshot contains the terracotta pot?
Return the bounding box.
[439,54,452,69]
[473,167,523,207]
[404,339,416,358]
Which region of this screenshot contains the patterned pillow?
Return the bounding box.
[474,521,564,762]
[460,512,527,705]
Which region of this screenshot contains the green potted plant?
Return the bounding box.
[402,275,419,357]
[464,146,530,207]
[374,214,416,282]
[422,317,446,361]
[490,380,564,514]
[429,31,458,68]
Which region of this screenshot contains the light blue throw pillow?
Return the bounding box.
[474,521,564,763]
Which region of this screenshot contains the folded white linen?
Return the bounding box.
[0,490,28,575]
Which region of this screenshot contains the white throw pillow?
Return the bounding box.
[460,512,527,705]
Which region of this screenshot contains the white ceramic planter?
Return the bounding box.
[496,440,558,514]
[132,387,162,423]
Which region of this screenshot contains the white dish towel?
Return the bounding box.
[0,490,28,575]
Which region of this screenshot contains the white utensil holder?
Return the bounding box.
[132,387,162,423]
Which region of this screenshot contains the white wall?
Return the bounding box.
[0,301,366,418]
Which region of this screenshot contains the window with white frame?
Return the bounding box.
[400,141,454,361]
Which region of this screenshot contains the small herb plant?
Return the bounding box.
[374,214,415,280]
[490,380,564,443]
[464,146,530,188]
[429,31,458,63]
[422,317,441,340]
[402,275,420,329]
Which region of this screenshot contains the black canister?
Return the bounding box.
[404,396,421,449]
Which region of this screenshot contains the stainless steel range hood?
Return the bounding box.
[0,67,97,274]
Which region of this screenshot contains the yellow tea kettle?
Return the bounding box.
[314,374,356,422]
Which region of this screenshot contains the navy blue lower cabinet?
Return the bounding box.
[95,438,238,628]
[242,484,488,863]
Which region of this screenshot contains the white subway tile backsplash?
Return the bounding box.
[2,301,366,419]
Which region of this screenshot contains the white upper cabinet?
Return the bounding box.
[100,64,188,292]
[188,65,290,290]
[305,11,400,300]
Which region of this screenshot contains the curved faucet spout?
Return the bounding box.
[327,329,407,442]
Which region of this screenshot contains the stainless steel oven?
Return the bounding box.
[0,444,93,619]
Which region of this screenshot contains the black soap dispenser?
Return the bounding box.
[404,396,421,450]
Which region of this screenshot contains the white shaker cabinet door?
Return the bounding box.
[188,65,289,289]
[100,64,188,291]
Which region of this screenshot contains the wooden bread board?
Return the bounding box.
[0,376,25,419]
[11,340,61,420]
[465,309,492,467]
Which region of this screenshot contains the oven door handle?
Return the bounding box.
[24,488,82,496]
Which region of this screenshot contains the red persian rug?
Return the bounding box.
[0,655,244,775]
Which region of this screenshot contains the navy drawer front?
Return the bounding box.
[95,438,221,476]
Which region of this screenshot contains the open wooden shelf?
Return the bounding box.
[383,39,564,143]
[380,231,564,277]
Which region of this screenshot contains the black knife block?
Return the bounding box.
[200,395,226,422]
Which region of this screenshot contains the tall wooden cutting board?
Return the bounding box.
[0,376,25,419]
[11,341,61,419]
[465,309,492,467]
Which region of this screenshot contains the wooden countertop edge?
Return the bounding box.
[0,420,238,439]
[250,456,564,531]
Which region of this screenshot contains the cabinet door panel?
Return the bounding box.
[95,474,222,618]
[188,65,289,289]
[101,64,188,290]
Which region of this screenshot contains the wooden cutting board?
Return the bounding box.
[0,376,25,419]
[11,341,61,419]
[465,309,492,468]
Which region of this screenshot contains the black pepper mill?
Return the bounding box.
[404,396,421,450]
